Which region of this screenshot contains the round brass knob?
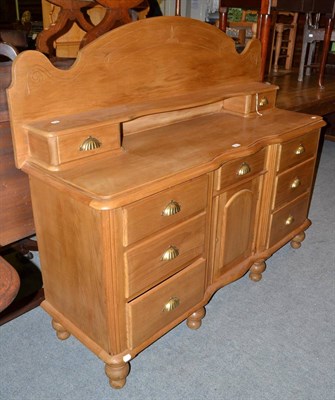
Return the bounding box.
[258,96,269,107]
[161,200,181,217]
[290,178,301,189]
[285,215,294,225]
[295,144,305,155]
[163,297,180,312]
[237,162,251,176]
[161,246,180,261]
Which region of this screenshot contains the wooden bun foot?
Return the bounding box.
[186,306,206,330]
[105,360,130,389]
[51,319,71,340]
[290,232,306,249]
[249,260,266,282]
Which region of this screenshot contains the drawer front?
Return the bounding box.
[278,130,319,172]
[127,259,206,349]
[268,194,310,248]
[125,213,206,299]
[215,148,265,191]
[29,123,120,167]
[123,175,208,246]
[273,159,315,210]
[57,124,120,164]
[253,91,277,112]
[223,90,276,115]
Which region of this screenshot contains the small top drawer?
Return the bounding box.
[122,175,208,246]
[28,122,121,169]
[223,90,277,115]
[278,130,319,172]
[215,148,266,191]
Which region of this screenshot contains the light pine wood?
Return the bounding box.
[124,213,206,299]
[7,16,326,390]
[8,16,262,169]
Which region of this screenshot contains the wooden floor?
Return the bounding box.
[266,68,335,141]
[267,69,335,115]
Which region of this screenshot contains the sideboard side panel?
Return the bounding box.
[29,177,113,353]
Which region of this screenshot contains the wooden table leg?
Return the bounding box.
[318,16,335,88]
[258,0,271,82]
[218,6,228,32]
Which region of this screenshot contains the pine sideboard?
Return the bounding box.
[7,16,325,389]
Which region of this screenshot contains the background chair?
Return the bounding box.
[227,9,258,48]
[268,12,298,73]
[298,13,335,82]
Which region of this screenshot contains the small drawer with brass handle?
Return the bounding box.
[268,194,310,248]
[28,122,121,169]
[215,148,265,191]
[126,259,206,349]
[124,214,206,298]
[278,130,319,172]
[122,175,208,246]
[222,88,277,115]
[273,159,315,209]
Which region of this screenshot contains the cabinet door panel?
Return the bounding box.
[214,178,260,278]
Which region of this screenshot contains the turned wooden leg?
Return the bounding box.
[51,319,71,340]
[290,232,306,249]
[186,306,206,330]
[105,360,130,389]
[249,260,266,282]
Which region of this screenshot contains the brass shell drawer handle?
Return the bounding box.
[79,136,102,151]
[258,96,269,107]
[237,162,251,176]
[285,215,294,225]
[163,297,180,313]
[295,144,305,155]
[161,245,180,261]
[290,178,301,189]
[161,200,181,216]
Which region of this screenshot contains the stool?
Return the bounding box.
[269,12,298,73]
[298,14,335,82]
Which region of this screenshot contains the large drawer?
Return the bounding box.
[273,159,315,210]
[127,259,206,349]
[122,175,208,245]
[215,148,266,191]
[277,130,319,172]
[268,193,310,248]
[125,213,206,299]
